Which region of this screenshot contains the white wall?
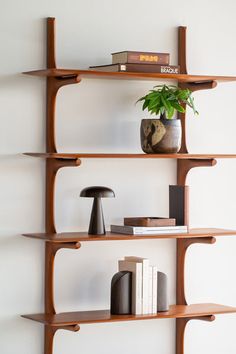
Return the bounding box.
[1,0,236,353]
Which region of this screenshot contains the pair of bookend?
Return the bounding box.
[110,271,132,315]
[110,270,169,314]
[80,186,115,235]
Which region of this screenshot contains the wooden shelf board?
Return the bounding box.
[24,153,236,160]
[22,303,236,326]
[22,228,236,243]
[23,68,236,83]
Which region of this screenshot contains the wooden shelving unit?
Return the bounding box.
[22,17,236,354]
[22,303,236,326]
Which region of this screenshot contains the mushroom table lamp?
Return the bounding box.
[80,186,115,235]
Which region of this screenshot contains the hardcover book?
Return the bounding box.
[110,225,188,235]
[118,260,142,315]
[89,63,179,74]
[152,266,158,313]
[148,266,153,314]
[124,256,149,314]
[111,51,169,65]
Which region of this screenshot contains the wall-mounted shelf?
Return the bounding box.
[23,68,236,83]
[22,303,236,326]
[25,152,236,160]
[22,228,236,243]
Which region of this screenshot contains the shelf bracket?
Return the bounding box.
[176,237,216,306]
[46,158,81,234]
[176,315,215,354]
[177,158,217,186]
[180,80,217,93]
[45,323,80,354]
[46,75,81,153]
[45,241,81,315]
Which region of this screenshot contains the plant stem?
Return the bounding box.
[160,112,167,120]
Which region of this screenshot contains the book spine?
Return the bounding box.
[110,225,134,234]
[123,256,149,314]
[120,64,179,74]
[132,226,187,232]
[134,229,188,235]
[126,52,169,65]
[118,260,142,314]
[148,266,153,313]
[142,260,150,314]
[152,266,158,313]
[111,225,187,233]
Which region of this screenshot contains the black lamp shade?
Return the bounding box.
[80,186,115,235]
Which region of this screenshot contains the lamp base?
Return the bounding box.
[88,197,105,235]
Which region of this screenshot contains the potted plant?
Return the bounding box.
[137,84,198,153]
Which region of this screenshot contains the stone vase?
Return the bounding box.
[140,118,182,154]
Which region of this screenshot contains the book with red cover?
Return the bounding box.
[89,63,180,74]
[112,51,169,65]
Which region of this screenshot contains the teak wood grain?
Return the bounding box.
[22,228,236,243]
[23,68,236,83]
[22,303,236,326]
[25,152,236,159]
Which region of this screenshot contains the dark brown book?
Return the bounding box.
[89,63,180,74]
[112,51,169,65]
[124,217,176,227]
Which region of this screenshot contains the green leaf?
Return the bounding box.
[136,84,198,118]
[170,101,185,113]
[142,100,150,111]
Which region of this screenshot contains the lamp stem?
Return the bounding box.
[88,197,105,235]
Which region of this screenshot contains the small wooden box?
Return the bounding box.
[124,217,176,227]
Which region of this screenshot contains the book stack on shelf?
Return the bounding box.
[111,217,188,235]
[89,50,179,73]
[118,256,168,315]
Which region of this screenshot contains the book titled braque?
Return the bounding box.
[110,225,188,235]
[89,63,180,74]
[112,51,170,65]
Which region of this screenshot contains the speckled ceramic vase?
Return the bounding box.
[140,118,182,154]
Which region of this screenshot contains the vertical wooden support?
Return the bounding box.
[44,18,82,354]
[45,18,82,312]
[176,26,218,354]
[175,157,217,354]
[175,159,217,354]
[178,26,188,154]
[178,27,217,154]
[47,18,56,69]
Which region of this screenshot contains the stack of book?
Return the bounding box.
[111,217,188,235]
[118,256,168,315]
[89,50,179,74]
